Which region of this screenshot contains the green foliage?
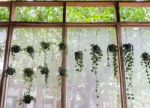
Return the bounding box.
[6,67,16,76]
[0,7,9,22]
[40,41,50,51]
[11,45,21,57]
[58,67,66,77]
[25,46,34,59]
[75,51,84,72]
[59,42,66,50]
[19,94,35,105]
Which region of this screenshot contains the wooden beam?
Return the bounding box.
[115,2,127,108]
[120,2,150,7]
[0,2,10,7]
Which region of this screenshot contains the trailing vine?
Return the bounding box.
[122,43,134,100]
[141,52,150,84]
[25,46,34,59]
[90,44,103,108]
[19,93,35,105]
[107,44,118,80]
[75,51,84,72]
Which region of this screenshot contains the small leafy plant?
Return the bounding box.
[90,44,103,108]
[23,68,34,86]
[58,67,66,77]
[19,94,35,105]
[59,42,66,50]
[38,66,49,85]
[6,67,16,76]
[40,41,50,51]
[0,47,3,57]
[122,43,134,100]
[141,52,150,84]
[25,46,34,58]
[11,45,21,57]
[107,44,118,79]
[75,51,84,72]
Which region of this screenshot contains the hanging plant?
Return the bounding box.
[19,94,35,105]
[59,42,66,50]
[23,68,34,86]
[141,52,150,84]
[11,45,21,57]
[122,43,134,100]
[0,47,3,57]
[25,46,34,59]
[107,44,118,79]
[40,41,50,51]
[6,67,16,76]
[90,44,103,108]
[38,66,49,85]
[58,67,66,77]
[75,51,84,72]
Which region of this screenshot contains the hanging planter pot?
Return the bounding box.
[19,94,35,105]
[6,67,16,76]
[11,45,21,57]
[40,41,50,51]
[90,44,103,108]
[59,42,66,50]
[141,52,150,84]
[58,67,66,77]
[107,44,118,79]
[25,46,34,59]
[122,43,134,100]
[38,66,49,85]
[75,51,84,72]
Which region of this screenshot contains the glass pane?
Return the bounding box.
[16,7,63,22]
[67,7,115,22]
[67,28,121,108]
[120,7,150,22]
[0,7,9,22]
[122,27,150,108]
[0,28,7,80]
[5,28,62,108]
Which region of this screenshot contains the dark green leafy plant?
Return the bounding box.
[58,67,66,77]
[0,47,3,57]
[40,41,50,51]
[75,51,84,72]
[19,94,35,105]
[25,46,34,58]
[122,43,134,100]
[59,42,66,50]
[38,66,49,85]
[11,45,21,57]
[6,67,16,76]
[90,44,103,108]
[141,52,150,84]
[107,44,118,79]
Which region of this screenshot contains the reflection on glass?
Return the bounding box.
[67,28,121,108]
[5,28,62,108]
[122,27,150,108]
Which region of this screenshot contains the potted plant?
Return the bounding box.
[59,42,66,50]
[122,43,134,100]
[6,67,16,76]
[58,67,66,77]
[107,44,118,79]
[40,41,50,51]
[75,51,84,72]
[90,44,103,108]
[19,94,35,105]
[11,45,21,57]
[141,52,150,84]
[24,46,34,59]
[38,66,49,85]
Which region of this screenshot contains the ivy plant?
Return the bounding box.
[19,94,35,105]
[107,44,118,80]
[25,46,34,59]
[141,52,150,84]
[122,43,134,100]
[75,51,84,72]
[11,45,21,58]
[90,44,103,108]
[59,42,66,50]
[6,67,16,76]
[40,41,50,52]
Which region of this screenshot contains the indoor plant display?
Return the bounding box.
[59,42,66,50]
[11,45,21,57]
[75,51,84,72]
[122,43,134,100]
[38,66,49,85]
[141,52,150,84]
[90,44,103,108]
[6,67,16,76]
[58,67,66,77]
[107,44,118,80]
[25,46,34,59]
